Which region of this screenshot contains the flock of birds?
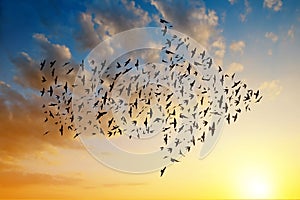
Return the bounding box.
[40,19,262,177]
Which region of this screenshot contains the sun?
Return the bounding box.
[236,166,274,199]
[245,175,271,198]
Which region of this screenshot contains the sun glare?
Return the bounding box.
[236,166,273,199]
[246,175,271,198]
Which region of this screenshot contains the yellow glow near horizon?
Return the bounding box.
[235,165,274,199]
[245,175,271,199]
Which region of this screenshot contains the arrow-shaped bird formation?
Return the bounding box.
[40,19,262,176]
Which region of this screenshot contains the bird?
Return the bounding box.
[160,19,169,24]
[63,61,70,67]
[66,68,74,75]
[50,60,56,68]
[200,50,205,59]
[255,96,263,103]
[59,125,63,136]
[209,122,216,136]
[124,58,131,66]
[164,134,168,145]
[41,76,47,83]
[48,86,53,96]
[170,158,180,162]
[40,60,46,70]
[191,47,196,58]
[96,111,107,120]
[162,25,167,36]
[160,167,166,177]
[40,88,45,96]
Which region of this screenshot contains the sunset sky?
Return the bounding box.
[0,0,300,199]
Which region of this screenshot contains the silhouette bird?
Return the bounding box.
[40,60,46,70]
[160,167,166,177]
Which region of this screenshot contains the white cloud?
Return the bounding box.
[263,0,283,12]
[240,0,252,22]
[33,33,71,61]
[226,62,244,74]
[259,80,283,100]
[210,37,226,66]
[265,32,278,42]
[229,40,246,54]
[287,25,295,40]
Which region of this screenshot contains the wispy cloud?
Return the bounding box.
[263,0,283,12]
[265,32,279,42]
[240,0,252,22]
[229,40,246,54]
[210,37,226,66]
[259,80,283,100]
[226,62,244,74]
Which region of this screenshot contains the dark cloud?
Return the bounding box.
[75,13,101,50]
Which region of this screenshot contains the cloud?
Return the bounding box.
[287,25,295,40]
[151,0,225,65]
[151,0,220,48]
[210,37,226,66]
[228,0,236,5]
[265,32,279,42]
[11,34,73,90]
[75,13,101,50]
[259,80,283,100]
[76,0,151,50]
[226,62,244,74]
[11,52,42,90]
[240,0,252,22]
[263,0,283,12]
[33,33,71,61]
[76,0,225,64]
[0,81,81,162]
[229,40,246,54]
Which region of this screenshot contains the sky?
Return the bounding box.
[0,0,300,199]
